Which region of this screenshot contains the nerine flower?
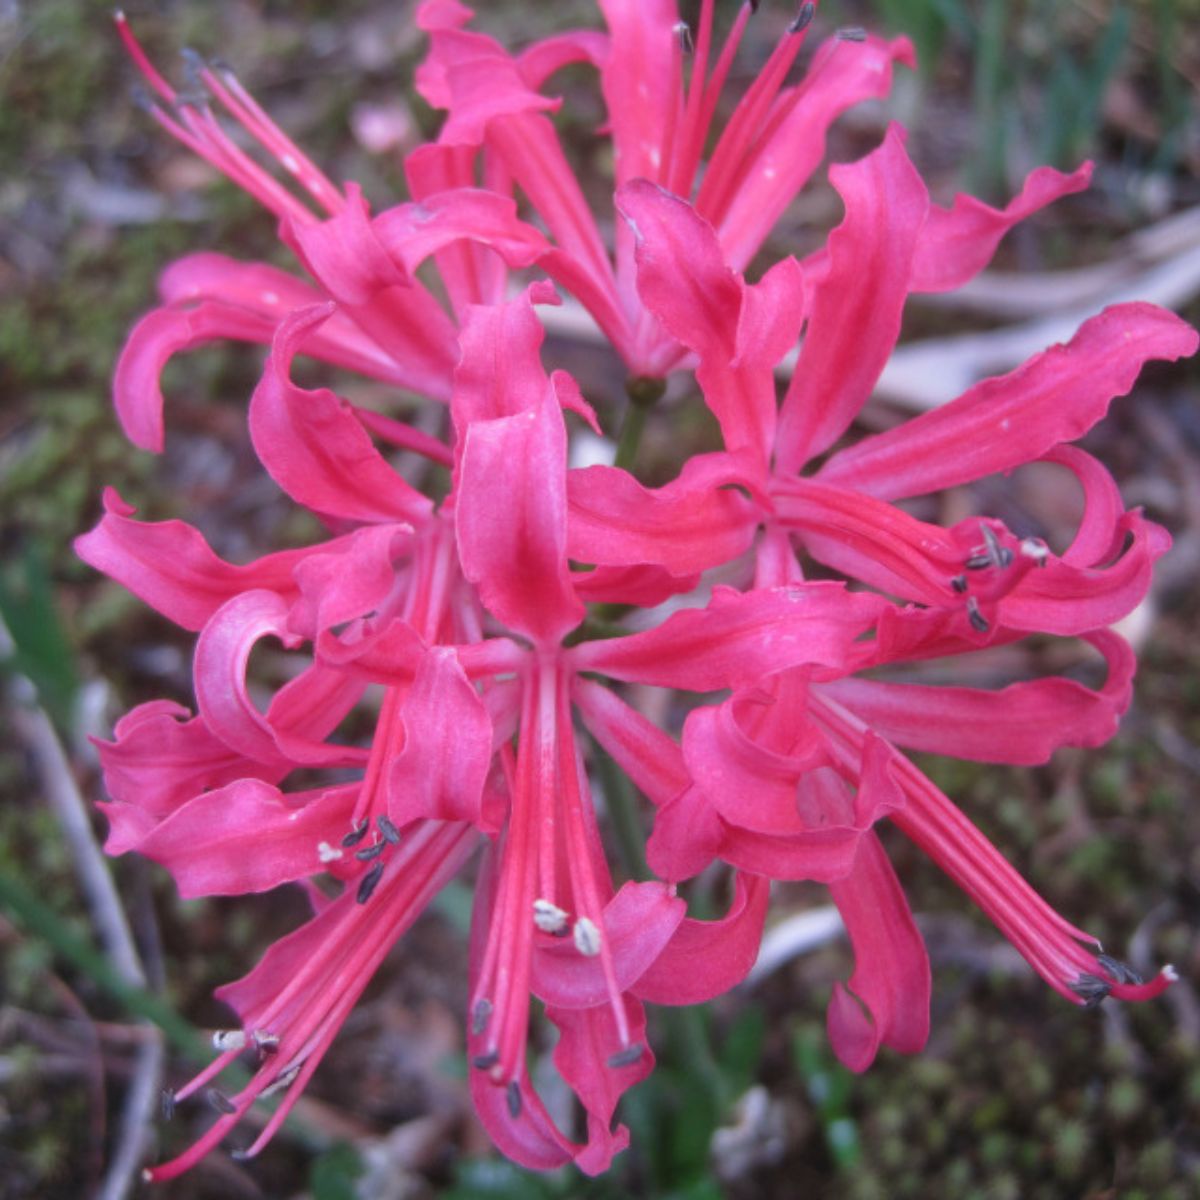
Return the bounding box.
[414,0,914,377]
[557,125,1194,1066]
[82,279,898,1174]
[85,0,1196,1181]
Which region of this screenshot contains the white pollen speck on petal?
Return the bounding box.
[317,841,343,863]
[573,916,601,957]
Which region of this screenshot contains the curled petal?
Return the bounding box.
[387,647,496,830]
[567,452,759,576]
[531,881,685,1009]
[468,1070,575,1173]
[135,780,358,898]
[716,33,916,273]
[95,700,282,828]
[193,590,302,766]
[550,997,650,1175]
[249,305,434,527]
[571,583,887,692]
[288,524,412,639]
[775,125,929,473]
[76,488,305,632]
[284,184,459,396]
[827,831,930,1071]
[570,563,700,607]
[818,629,1136,764]
[633,872,771,1004]
[910,163,1092,293]
[158,252,406,383]
[819,303,1200,501]
[572,676,689,807]
[114,302,276,451]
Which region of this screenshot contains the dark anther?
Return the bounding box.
[160,1089,176,1121]
[607,1043,645,1068]
[472,998,494,1036]
[950,575,968,594]
[253,1030,280,1057]
[1097,954,1144,986]
[1070,973,1112,1009]
[230,1149,252,1163]
[674,21,694,55]
[789,3,816,33]
[966,598,990,633]
[356,860,385,904]
[341,819,370,847]
[748,0,759,13]
[507,1080,523,1118]
[472,1050,499,1070]
[964,553,993,571]
[835,25,868,41]
[980,525,1012,569]
[207,1088,237,1115]
[377,814,401,845]
[355,840,386,862]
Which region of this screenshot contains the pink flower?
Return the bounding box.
[82,281,880,1174]
[414,0,914,376]
[558,126,1195,1069]
[112,14,547,454]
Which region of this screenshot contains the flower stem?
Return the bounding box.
[615,376,667,473]
[590,736,651,882]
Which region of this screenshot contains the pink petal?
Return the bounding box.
[1000,508,1170,635]
[632,872,770,1004]
[567,452,759,575]
[158,252,407,384]
[193,590,302,766]
[595,0,676,188]
[387,647,495,829]
[468,1070,575,1172]
[571,583,886,691]
[549,997,649,1175]
[819,303,1200,500]
[827,830,930,1072]
[372,188,547,277]
[454,294,585,644]
[531,880,685,1009]
[288,524,412,639]
[818,629,1135,764]
[570,563,700,607]
[284,184,459,397]
[135,780,358,898]
[249,305,434,526]
[716,34,916,273]
[76,488,305,632]
[113,302,275,452]
[910,163,1092,293]
[645,784,725,882]
[517,29,608,87]
[95,700,282,828]
[775,125,929,474]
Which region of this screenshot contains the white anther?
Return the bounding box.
[1019,537,1049,564]
[317,841,343,863]
[211,1029,246,1052]
[533,899,569,934]
[573,917,602,957]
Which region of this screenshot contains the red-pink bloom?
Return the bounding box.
[559,125,1195,1069]
[414,0,914,376]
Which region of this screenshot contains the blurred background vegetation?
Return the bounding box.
[2,1,1198,1197]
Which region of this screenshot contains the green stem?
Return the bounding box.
[614,402,648,473]
[0,868,205,1058]
[591,738,651,882]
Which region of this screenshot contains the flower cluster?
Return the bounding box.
[83,1,1195,1181]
